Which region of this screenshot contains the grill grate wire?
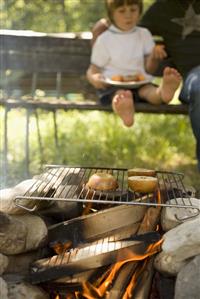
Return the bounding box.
[14,165,199,215]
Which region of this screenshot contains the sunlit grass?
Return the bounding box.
[0,108,199,191]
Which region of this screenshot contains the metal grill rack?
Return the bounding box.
[14,165,199,215]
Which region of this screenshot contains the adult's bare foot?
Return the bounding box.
[112,90,134,127]
[160,67,182,103]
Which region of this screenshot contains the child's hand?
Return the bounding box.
[91,73,108,89]
[152,45,167,60]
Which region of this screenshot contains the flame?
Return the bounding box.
[81,281,101,299]
[122,239,163,299]
[80,238,163,298]
[66,293,76,299]
[122,260,148,299]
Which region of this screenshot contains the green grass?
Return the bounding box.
[0,108,199,193]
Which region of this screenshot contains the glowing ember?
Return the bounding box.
[52,241,72,255]
[157,190,161,204]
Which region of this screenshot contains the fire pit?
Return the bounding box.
[2,165,199,299]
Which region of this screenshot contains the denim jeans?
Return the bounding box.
[179,66,200,171]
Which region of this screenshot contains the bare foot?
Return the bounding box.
[112,90,134,127]
[159,67,182,103]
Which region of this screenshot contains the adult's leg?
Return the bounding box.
[179,66,200,171]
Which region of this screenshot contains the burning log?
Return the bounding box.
[30,234,160,284]
[105,262,137,299]
[137,191,162,234]
[126,257,155,299]
[53,269,97,285]
[48,204,147,247]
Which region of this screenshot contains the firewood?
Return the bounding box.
[130,257,155,299]
[30,239,150,284]
[48,204,147,246]
[106,263,137,299]
[137,192,161,234]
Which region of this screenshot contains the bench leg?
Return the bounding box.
[2,107,9,185]
[34,110,44,168]
[53,110,59,153]
[25,109,31,178]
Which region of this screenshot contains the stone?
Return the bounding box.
[161,198,200,231]
[175,255,200,299]
[0,213,27,255]
[0,213,47,255]
[154,217,200,275]
[0,253,9,274]
[0,277,8,299]
[7,282,49,299]
[0,179,53,215]
[13,214,48,252]
[5,250,45,274]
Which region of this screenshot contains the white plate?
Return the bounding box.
[103,77,151,88]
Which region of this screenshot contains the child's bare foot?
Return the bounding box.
[112,90,134,127]
[159,67,182,103]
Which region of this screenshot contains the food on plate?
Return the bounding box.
[123,74,146,82]
[111,73,146,82]
[128,176,158,193]
[86,172,118,191]
[111,75,124,81]
[136,74,146,81]
[128,168,156,177]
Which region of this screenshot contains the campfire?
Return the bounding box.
[0,166,199,299]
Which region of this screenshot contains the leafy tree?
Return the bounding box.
[1,0,154,32]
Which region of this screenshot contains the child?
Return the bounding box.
[86,0,182,127]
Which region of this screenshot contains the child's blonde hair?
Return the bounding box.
[105,0,143,23]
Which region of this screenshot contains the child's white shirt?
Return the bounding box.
[91,25,155,80]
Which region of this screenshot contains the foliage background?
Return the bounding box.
[0,0,199,191]
[1,0,153,32]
